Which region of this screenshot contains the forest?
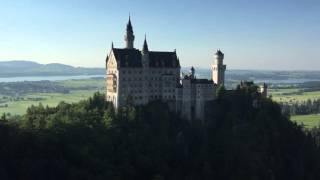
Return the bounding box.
[1,84,320,180]
[280,98,320,115]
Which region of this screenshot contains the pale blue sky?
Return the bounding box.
[0,0,319,70]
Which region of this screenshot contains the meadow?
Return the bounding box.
[271,89,320,104]
[2,77,320,129]
[0,78,104,116]
[0,90,98,115]
[291,114,320,129]
[269,87,320,129]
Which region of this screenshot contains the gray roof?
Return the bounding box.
[112,48,142,67]
[111,48,180,68]
[149,51,179,68]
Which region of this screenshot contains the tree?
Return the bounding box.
[216,85,226,98]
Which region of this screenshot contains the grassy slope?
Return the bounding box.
[0,78,105,115]
[291,114,320,129]
[271,89,320,103]
[0,90,97,115]
[269,88,320,129]
[56,78,104,89]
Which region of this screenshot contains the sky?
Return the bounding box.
[0,0,319,70]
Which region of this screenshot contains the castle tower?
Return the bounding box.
[260,83,268,97]
[141,35,150,104]
[142,34,149,67]
[190,66,195,79]
[211,49,226,86]
[124,16,135,49]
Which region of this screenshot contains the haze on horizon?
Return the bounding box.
[0,0,319,70]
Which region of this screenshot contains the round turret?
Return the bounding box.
[214,49,224,59]
[212,49,226,86]
[190,66,195,78]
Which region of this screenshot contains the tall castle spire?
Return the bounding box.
[142,34,149,68]
[142,34,149,52]
[124,15,135,49]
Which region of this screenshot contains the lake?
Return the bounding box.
[0,73,318,84]
[0,75,105,82]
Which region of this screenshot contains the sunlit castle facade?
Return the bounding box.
[105,17,226,120]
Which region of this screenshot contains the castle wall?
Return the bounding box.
[117,68,144,106]
[106,53,119,108]
[111,66,180,108]
[195,84,216,120]
[181,79,192,120]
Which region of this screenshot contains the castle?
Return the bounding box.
[105,17,227,120]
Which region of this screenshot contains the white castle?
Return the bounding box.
[105,17,226,120]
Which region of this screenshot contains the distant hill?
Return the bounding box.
[0,61,105,77]
[1,61,320,85]
[182,67,320,82]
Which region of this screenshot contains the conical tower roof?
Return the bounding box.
[143,34,149,51]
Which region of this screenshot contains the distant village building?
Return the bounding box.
[105,17,265,120]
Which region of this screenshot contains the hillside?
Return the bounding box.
[0,60,105,77]
[1,89,320,179]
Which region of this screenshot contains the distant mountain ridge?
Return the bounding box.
[1,61,320,84]
[0,60,105,77]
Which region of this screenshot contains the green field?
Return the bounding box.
[270,89,320,103]
[291,114,320,129]
[269,88,320,128]
[0,78,105,116]
[0,90,98,115]
[56,78,105,89]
